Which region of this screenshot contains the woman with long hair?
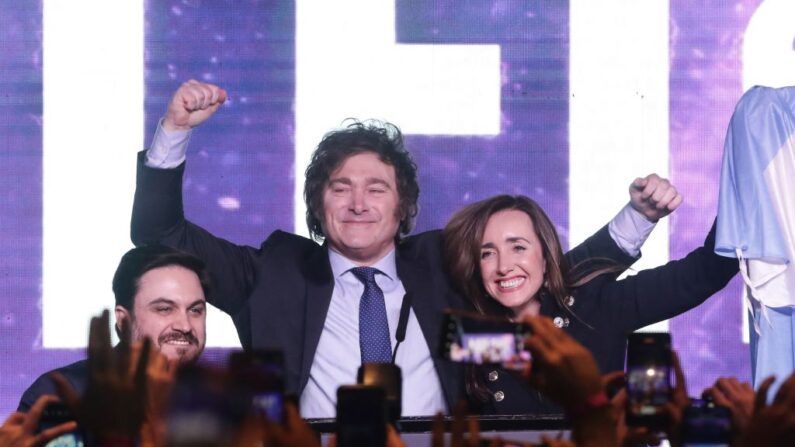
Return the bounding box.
[442,194,737,414]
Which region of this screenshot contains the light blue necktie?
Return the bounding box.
[350,267,392,363]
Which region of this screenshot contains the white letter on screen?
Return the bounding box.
[42,0,240,348]
[569,0,670,332]
[742,0,795,91]
[42,0,143,348]
[294,0,501,236]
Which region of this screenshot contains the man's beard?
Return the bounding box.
[128,322,202,364]
[157,330,200,361]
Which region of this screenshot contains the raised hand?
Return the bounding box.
[740,375,795,447]
[521,316,603,411]
[430,401,480,447]
[703,376,755,443]
[629,174,683,222]
[260,402,321,447]
[139,348,178,447]
[163,79,227,131]
[661,351,689,447]
[52,310,151,440]
[0,395,77,447]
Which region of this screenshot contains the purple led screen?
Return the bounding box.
[0,0,770,417]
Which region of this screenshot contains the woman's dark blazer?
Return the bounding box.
[474,223,738,415]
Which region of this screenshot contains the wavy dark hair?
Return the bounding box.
[303,119,419,241]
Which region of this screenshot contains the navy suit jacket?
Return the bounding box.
[130,152,635,411]
[18,359,88,412]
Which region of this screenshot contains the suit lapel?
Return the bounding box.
[299,243,335,391]
[396,242,463,411]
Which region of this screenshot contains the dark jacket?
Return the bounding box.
[130,152,636,411]
[18,359,88,412]
[474,223,738,415]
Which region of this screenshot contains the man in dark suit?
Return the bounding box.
[18,245,209,412]
[131,80,680,417]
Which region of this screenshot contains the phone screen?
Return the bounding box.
[441,310,531,365]
[625,332,672,428]
[38,402,83,447]
[167,365,250,446]
[228,349,285,423]
[681,398,731,445]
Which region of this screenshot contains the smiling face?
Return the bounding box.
[321,151,402,265]
[116,265,207,364]
[479,209,547,318]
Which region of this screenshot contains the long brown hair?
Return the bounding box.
[443,195,622,406]
[443,195,571,316]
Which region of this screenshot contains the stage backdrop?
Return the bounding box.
[2,0,793,417]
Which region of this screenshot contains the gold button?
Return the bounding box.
[493,391,505,402]
[488,370,499,382]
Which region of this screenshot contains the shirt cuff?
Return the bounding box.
[608,203,656,257]
[145,118,191,169]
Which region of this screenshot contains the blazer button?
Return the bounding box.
[565,296,575,307]
[553,316,570,328]
[488,370,499,382]
[493,391,505,402]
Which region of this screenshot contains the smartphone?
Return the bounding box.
[336,385,387,447]
[38,401,83,447]
[681,398,731,445]
[440,309,531,365]
[167,364,250,446]
[228,349,285,423]
[625,332,672,429]
[357,363,402,423]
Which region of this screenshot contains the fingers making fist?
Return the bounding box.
[163,80,227,131]
[629,174,683,222]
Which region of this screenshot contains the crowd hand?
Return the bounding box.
[163,79,227,132]
[0,395,77,447]
[537,437,576,447]
[628,174,683,222]
[243,402,320,447]
[430,402,567,447]
[385,425,407,447]
[739,375,795,447]
[604,368,685,447]
[702,377,754,445]
[139,349,178,447]
[325,424,404,447]
[655,352,689,447]
[601,371,660,447]
[521,316,603,411]
[51,309,152,440]
[430,401,483,447]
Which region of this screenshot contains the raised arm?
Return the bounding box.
[131,81,255,324]
[602,220,738,333]
[565,173,682,268]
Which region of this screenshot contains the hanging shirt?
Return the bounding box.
[716,85,795,389]
[716,85,795,310]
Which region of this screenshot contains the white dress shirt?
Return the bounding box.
[299,248,446,418]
